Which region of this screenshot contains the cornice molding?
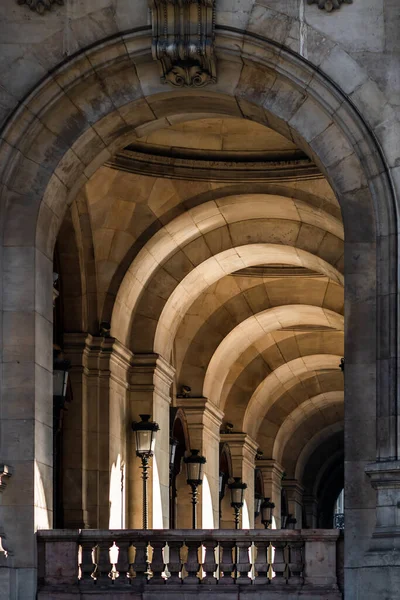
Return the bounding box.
[307,0,352,11]
[108,150,321,183]
[17,0,63,14]
[149,0,217,87]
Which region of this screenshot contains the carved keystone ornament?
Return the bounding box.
[17,0,64,13]
[149,0,217,87]
[307,0,352,11]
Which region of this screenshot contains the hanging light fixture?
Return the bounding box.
[169,437,179,476]
[53,349,70,401]
[254,492,263,518]
[228,477,247,529]
[132,415,160,530]
[184,449,206,529]
[282,513,297,529]
[261,497,275,529]
[219,472,226,498]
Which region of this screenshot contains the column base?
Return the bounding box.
[365,460,400,549]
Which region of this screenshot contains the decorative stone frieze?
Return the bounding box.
[17,0,64,14]
[149,0,216,87]
[307,0,352,11]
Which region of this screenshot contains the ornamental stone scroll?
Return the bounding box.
[17,0,64,13]
[149,0,217,87]
[307,0,353,11]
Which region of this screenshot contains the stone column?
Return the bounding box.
[366,462,400,550]
[256,459,284,528]
[128,354,174,529]
[220,433,258,528]
[176,397,223,529]
[62,333,87,529]
[63,335,131,530]
[82,334,115,529]
[282,479,304,529]
[0,245,54,597]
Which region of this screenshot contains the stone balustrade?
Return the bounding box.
[37,529,342,599]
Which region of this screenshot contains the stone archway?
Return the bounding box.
[0,28,397,598]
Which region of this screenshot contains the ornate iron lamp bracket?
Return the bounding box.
[149,0,217,87]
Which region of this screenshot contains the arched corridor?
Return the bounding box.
[0,3,399,598]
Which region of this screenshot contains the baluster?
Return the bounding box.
[134,540,148,583]
[78,544,83,581]
[179,541,189,582]
[108,541,120,583]
[237,539,251,586]
[99,540,113,585]
[127,543,137,583]
[231,540,240,582]
[288,541,304,585]
[113,539,130,589]
[91,544,101,582]
[267,541,275,583]
[247,541,258,583]
[213,542,223,583]
[196,543,206,582]
[183,540,199,584]
[79,542,95,586]
[161,542,172,581]
[147,539,165,584]
[272,541,286,584]
[166,540,181,584]
[202,539,217,585]
[145,542,154,581]
[219,541,234,585]
[253,540,268,585]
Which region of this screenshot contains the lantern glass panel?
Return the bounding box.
[187,460,202,483]
[169,438,178,470]
[219,472,225,496]
[231,486,244,505]
[255,495,262,515]
[136,429,153,454]
[53,369,68,398]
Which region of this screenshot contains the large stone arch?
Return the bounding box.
[274,391,344,465]
[0,28,397,598]
[111,192,344,351]
[203,305,343,405]
[244,355,343,439]
[178,287,344,398]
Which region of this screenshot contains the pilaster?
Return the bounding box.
[128,354,175,529]
[365,461,400,552]
[303,495,319,529]
[282,479,304,529]
[220,433,258,528]
[256,459,285,528]
[176,397,224,528]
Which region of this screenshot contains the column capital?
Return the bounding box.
[220,433,259,463]
[130,353,175,385]
[282,478,304,499]
[176,397,224,429]
[256,459,285,478]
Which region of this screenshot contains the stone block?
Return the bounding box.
[3,246,35,311]
[319,46,368,95]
